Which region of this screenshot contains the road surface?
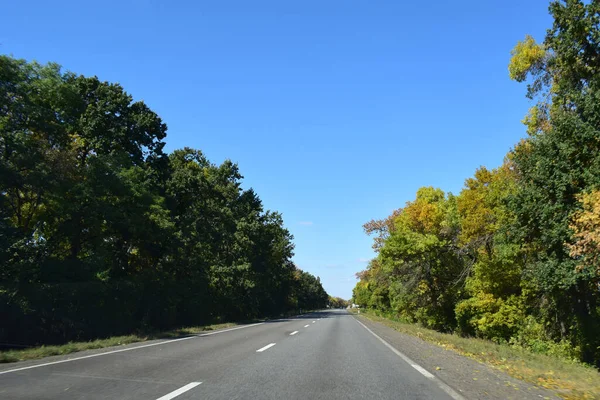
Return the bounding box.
[0,310,462,399]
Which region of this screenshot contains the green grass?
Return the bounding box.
[0,322,238,364]
[350,309,600,400]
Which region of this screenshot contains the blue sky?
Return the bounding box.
[3,0,552,299]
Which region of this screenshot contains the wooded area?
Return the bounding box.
[0,56,328,347]
[353,0,600,367]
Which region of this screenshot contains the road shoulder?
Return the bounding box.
[353,314,560,400]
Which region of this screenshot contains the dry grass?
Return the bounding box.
[351,309,600,399]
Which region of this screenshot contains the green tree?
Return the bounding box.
[356,187,465,331]
[294,269,328,311]
[0,55,327,345]
[509,0,600,364]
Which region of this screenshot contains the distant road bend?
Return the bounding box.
[0,309,464,399]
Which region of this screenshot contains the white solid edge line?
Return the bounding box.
[290,331,299,336]
[0,335,194,376]
[156,382,202,400]
[0,322,265,375]
[198,322,264,336]
[354,318,465,400]
[304,324,310,328]
[256,343,276,352]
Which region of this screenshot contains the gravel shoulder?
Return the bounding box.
[354,313,560,400]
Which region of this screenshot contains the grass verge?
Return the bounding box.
[0,321,238,364]
[0,308,319,364]
[0,309,322,365]
[350,309,600,400]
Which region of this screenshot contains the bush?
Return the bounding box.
[455,293,524,342]
[509,315,581,361]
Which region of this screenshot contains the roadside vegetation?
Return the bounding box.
[351,309,600,400]
[0,56,329,350]
[0,321,238,364]
[353,0,600,374]
[0,307,326,364]
[328,296,349,308]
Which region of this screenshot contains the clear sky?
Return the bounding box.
[3,0,553,299]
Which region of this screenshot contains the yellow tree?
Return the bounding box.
[568,190,600,280]
[454,162,524,341]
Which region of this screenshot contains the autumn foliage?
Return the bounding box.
[354,0,600,367]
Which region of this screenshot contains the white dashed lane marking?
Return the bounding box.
[256,343,276,353]
[156,382,202,400]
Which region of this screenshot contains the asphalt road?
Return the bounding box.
[0,310,463,400]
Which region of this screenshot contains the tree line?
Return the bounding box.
[328,296,349,309]
[353,0,600,367]
[0,55,328,347]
